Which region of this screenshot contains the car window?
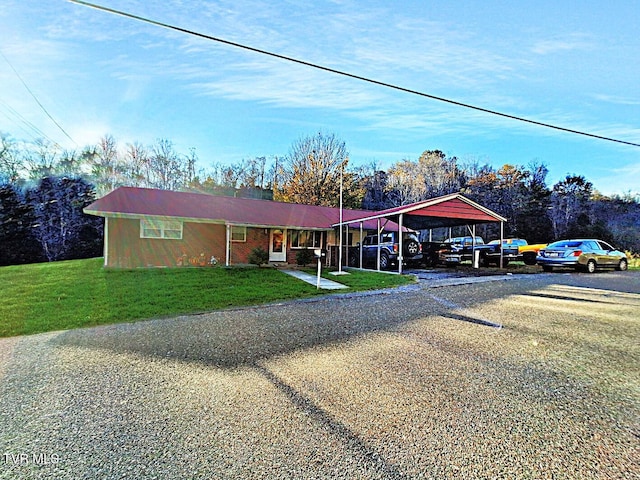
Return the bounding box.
[597,241,614,250]
[585,241,600,250]
[381,233,393,243]
[549,241,582,248]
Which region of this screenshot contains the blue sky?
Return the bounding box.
[1,0,639,195]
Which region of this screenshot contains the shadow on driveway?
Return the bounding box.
[53,291,429,369]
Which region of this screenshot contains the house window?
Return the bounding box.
[291,230,324,248]
[140,219,183,239]
[231,226,247,242]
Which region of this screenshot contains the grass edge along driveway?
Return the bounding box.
[0,258,414,338]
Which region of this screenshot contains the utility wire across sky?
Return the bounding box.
[0,49,76,147]
[70,0,640,149]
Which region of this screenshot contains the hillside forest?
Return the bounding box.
[1,131,639,266]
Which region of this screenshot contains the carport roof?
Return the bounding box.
[334,193,506,230]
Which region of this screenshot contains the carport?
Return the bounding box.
[335,193,507,274]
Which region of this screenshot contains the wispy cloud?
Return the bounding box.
[592,94,640,106]
[187,57,383,110]
[530,34,593,55]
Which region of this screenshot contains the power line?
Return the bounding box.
[0,50,77,147]
[0,99,57,144]
[70,0,640,149]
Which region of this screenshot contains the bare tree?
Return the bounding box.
[123,142,151,187]
[386,158,423,205]
[185,148,198,186]
[26,176,102,262]
[0,132,24,182]
[90,134,122,195]
[550,175,593,239]
[149,138,183,190]
[276,132,348,207]
[386,150,464,206]
[24,138,60,180]
[417,150,465,197]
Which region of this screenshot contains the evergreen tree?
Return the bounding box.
[0,182,43,265]
[26,176,103,262]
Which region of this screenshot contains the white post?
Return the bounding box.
[500,221,504,269]
[376,218,381,271]
[225,224,231,266]
[359,222,363,269]
[472,224,478,269]
[338,165,344,273]
[103,217,109,267]
[398,213,404,274]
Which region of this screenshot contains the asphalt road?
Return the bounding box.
[1,270,639,479]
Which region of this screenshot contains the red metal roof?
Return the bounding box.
[84,186,390,230]
[336,193,506,229]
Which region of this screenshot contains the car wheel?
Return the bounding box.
[617,258,628,271]
[586,259,597,273]
[542,265,553,272]
[379,252,390,269]
[523,252,537,265]
[404,240,420,256]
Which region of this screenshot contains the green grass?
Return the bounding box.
[0,259,414,338]
[316,267,416,290]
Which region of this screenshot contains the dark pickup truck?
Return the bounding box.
[349,232,422,269]
[485,238,526,265]
[422,236,521,267]
[421,236,488,266]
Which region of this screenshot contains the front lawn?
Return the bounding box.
[0,258,414,337]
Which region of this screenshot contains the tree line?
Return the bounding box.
[1,131,638,265]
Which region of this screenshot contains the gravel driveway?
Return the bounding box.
[1,271,639,479]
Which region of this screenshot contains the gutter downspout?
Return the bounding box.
[103,217,109,267]
[225,224,231,266]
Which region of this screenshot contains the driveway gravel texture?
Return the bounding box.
[1,270,638,479]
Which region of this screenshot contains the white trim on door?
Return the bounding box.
[269,229,287,262]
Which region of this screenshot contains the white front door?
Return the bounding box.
[269,229,287,262]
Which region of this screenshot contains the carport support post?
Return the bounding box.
[500,221,504,269]
[338,196,344,273]
[376,218,381,271]
[398,213,404,274]
[359,222,364,269]
[472,224,478,269]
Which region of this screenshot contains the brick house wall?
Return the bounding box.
[229,227,270,264]
[105,218,228,268]
[103,219,361,268]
